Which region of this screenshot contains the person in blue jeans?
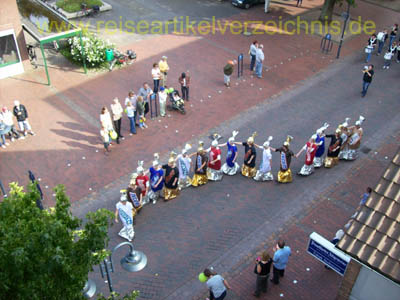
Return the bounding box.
[365,34,377,63]
[125,100,136,135]
[376,29,388,55]
[361,65,374,97]
[271,240,291,284]
[249,40,258,71]
[255,44,264,78]
[388,24,398,48]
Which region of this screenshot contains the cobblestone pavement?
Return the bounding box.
[0,0,399,299]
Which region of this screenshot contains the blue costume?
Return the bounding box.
[222,142,240,175]
[314,134,325,168]
[149,167,164,192]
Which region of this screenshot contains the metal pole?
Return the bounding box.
[39,43,51,85]
[103,259,115,299]
[0,180,6,197]
[79,32,88,74]
[336,3,350,59]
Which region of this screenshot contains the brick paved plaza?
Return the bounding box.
[1,0,399,299]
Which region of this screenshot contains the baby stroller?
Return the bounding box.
[166,88,186,114]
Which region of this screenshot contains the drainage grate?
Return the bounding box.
[361,146,371,154]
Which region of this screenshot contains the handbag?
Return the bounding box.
[109,130,117,140]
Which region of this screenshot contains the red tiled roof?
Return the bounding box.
[337,151,400,284]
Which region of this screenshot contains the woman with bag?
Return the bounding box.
[253,251,273,297]
[100,107,117,142]
[365,34,377,63]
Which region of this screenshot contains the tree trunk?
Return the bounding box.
[319,0,337,23]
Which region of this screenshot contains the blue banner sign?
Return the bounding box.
[307,232,351,276]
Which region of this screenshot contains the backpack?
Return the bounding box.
[377,32,385,41]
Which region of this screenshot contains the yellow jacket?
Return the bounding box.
[159,60,169,73]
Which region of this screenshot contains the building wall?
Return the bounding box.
[336,259,362,300]
[349,265,400,300]
[0,0,29,66]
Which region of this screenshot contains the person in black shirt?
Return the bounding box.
[191,142,209,187]
[162,152,180,201]
[236,132,257,178]
[271,136,294,183]
[253,251,273,297]
[389,23,398,48]
[324,128,343,168]
[361,64,374,97]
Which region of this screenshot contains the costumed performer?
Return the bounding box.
[191,141,209,187]
[114,193,134,241]
[342,116,365,161]
[176,144,195,189]
[254,136,274,181]
[273,135,295,183]
[314,123,329,168]
[296,135,319,176]
[162,152,180,200]
[324,128,343,168]
[148,153,164,204]
[136,161,150,205]
[221,130,240,175]
[125,173,143,215]
[236,132,257,178]
[207,134,223,181]
[338,118,351,160]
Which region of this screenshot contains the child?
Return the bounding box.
[136,96,147,129]
[100,125,111,155]
[139,115,148,129]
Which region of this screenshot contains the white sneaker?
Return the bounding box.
[153,200,156,204]
[11,138,15,142]
[1,145,6,149]
[19,136,25,140]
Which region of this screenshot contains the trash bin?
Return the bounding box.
[105,49,114,61]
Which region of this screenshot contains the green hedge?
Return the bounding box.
[56,0,103,13]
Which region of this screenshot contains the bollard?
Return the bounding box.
[320,34,333,54]
[237,53,244,78]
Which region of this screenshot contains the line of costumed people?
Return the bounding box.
[115,116,365,241]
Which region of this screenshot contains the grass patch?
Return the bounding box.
[56,0,103,13]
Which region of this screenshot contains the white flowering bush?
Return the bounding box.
[67,34,114,68]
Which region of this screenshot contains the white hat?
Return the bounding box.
[162,55,167,59]
[136,161,144,173]
[14,100,20,106]
[283,135,293,147]
[263,136,273,148]
[316,123,329,135]
[182,143,192,155]
[152,153,160,167]
[355,116,365,126]
[228,130,239,143]
[311,134,317,141]
[211,140,218,147]
[120,194,127,202]
[341,118,351,128]
[335,229,344,240]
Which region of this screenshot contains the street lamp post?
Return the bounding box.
[336,2,351,59]
[99,242,147,299]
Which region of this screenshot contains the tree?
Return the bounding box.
[0,183,116,300]
[319,0,355,23]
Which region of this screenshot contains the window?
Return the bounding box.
[0,34,20,67]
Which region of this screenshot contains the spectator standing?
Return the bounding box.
[204,268,231,300]
[255,44,264,79]
[151,63,161,93]
[388,24,398,48]
[13,100,35,136]
[100,125,111,155]
[376,29,388,55]
[264,0,271,13]
[396,43,400,63]
[125,101,136,135]
[178,72,190,101]
[158,87,167,117]
[0,119,10,148]
[1,107,22,141]
[223,60,235,87]
[253,251,273,297]
[125,91,138,126]
[111,98,124,144]
[249,41,258,71]
[271,240,291,285]
[365,34,377,63]
[100,107,113,132]
[159,56,169,87]
[361,64,374,97]
[138,83,153,117]
[136,96,147,129]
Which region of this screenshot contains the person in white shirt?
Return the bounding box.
[151,63,161,93]
[100,107,113,131]
[249,41,258,71]
[255,44,265,78]
[1,106,23,141]
[114,194,134,241]
[110,98,124,144]
[125,91,138,126]
[125,101,136,135]
[158,87,167,117]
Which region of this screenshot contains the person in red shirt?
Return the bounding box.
[207,138,223,181]
[135,161,150,204]
[296,135,319,176]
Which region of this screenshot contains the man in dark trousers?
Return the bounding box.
[178,72,190,101]
[361,65,374,97]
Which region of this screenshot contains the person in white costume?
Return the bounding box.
[115,194,134,242]
[254,136,274,181]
